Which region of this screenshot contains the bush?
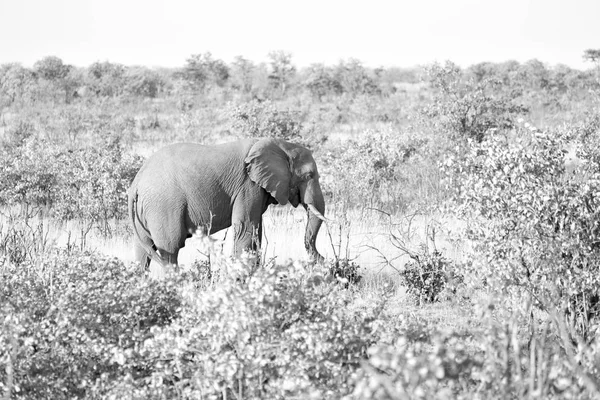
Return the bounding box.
[228,99,303,142]
[351,299,599,399]
[400,250,461,305]
[0,135,143,236]
[422,61,528,142]
[52,136,143,234]
[0,250,182,399]
[95,259,382,399]
[328,258,363,288]
[443,120,600,337]
[320,128,429,210]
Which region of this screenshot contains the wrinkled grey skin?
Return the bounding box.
[128,138,326,268]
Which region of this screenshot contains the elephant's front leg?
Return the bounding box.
[231,197,264,258]
[232,218,263,257]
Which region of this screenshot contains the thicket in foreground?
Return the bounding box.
[2,242,600,398]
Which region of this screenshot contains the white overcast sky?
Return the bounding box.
[1,0,598,69]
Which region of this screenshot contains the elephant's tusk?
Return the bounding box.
[307,204,334,223]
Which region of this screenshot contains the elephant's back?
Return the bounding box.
[130,139,257,210]
[134,141,253,182]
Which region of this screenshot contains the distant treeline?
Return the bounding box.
[0,51,598,105]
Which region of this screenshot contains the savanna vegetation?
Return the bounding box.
[1,50,600,398]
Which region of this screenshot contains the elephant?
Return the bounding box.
[128,138,327,269]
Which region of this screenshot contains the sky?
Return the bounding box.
[0,0,598,70]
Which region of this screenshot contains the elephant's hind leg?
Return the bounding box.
[149,247,179,279]
[134,240,151,270]
[156,247,179,267]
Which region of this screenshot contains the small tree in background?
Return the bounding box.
[0,63,36,104]
[33,56,76,103]
[422,61,528,143]
[87,61,126,97]
[334,59,380,97]
[304,63,342,101]
[230,55,255,94]
[123,66,164,98]
[183,52,230,92]
[583,48,600,87]
[228,99,303,142]
[583,49,600,65]
[267,50,296,97]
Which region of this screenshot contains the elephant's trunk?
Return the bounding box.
[303,179,325,262]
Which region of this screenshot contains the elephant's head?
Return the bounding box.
[245,138,326,261]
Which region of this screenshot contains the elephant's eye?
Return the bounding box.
[304,172,314,180]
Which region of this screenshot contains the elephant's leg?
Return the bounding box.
[146,247,179,279]
[156,247,179,267]
[231,197,264,258]
[232,219,262,257]
[134,240,151,270]
[145,205,187,270]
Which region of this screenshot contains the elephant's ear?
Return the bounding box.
[245,139,291,205]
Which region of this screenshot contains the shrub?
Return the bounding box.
[96,259,382,399]
[328,258,363,288]
[0,135,143,236]
[0,250,181,399]
[352,332,478,399]
[422,61,528,142]
[320,128,428,210]
[52,136,143,234]
[351,299,599,399]
[443,120,600,337]
[400,250,460,305]
[228,99,303,142]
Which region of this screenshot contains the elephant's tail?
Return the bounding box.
[129,188,163,268]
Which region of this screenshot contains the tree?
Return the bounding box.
[334,59,380,97]
[583,49,600,87]
[230,56,255,93]
[33,56,71,81]
[0,63,36,104]
[519,59,550,91]
[422,61,528,142]
[184,52,229,92]
[123,67,164,98]
[583,49,600,65]
[87,61,126,97]
[33,56,76,103]
[267,50,296,96]
[303,63,341,100]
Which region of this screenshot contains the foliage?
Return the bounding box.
[33,56,72,81]
[228,99,304,142]
[87,61,126,97]
[422,61,528,142]
[267,50,296,96]
[444,120,600,337]
[352,330,478,399]
[0,63,36,104]
[304,63,343,100]
[320,128,428,209]
[0,250,386,399]
[123,67,166,98]
[96,259,380,399]
[583,49,600,65]
[327,258,363,287]
[400,250,460,305]
[1,53,600,398]
[0,250,182,399]
[352,299,600,399]
[1,245,599,398]
[230,56,255,93]
[0,134,143,234]
[334,59,381,97]
[183,52,230,91]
